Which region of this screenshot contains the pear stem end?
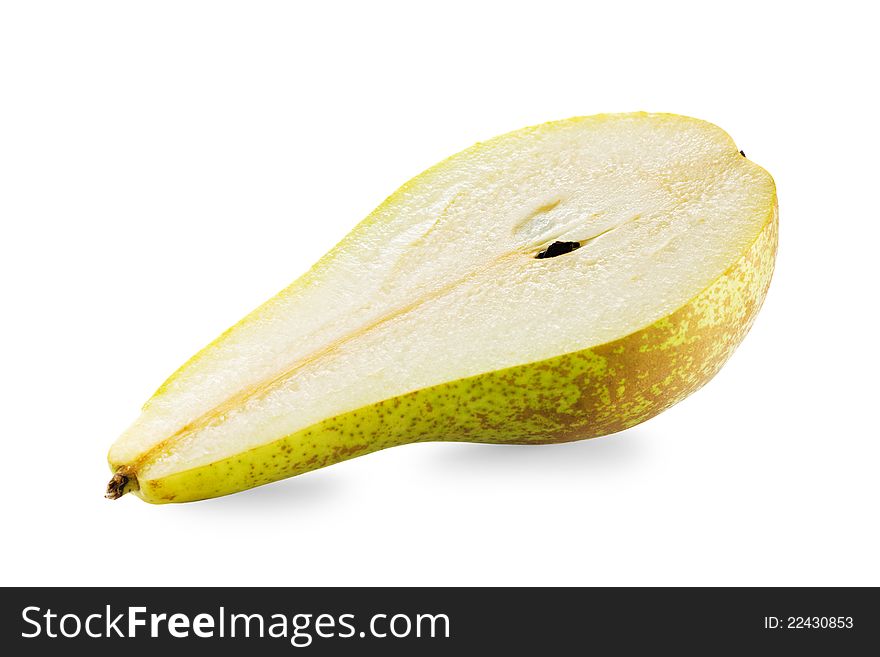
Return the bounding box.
[105,471,132,500]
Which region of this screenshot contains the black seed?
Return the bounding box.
[537,241,581,259]
[739,150,746,158]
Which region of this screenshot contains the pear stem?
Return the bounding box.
[105,470,131,500]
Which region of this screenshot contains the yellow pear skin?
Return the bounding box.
[107,113,777,503]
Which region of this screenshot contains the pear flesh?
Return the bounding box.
[108,113,777,503]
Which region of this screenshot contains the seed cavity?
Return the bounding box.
[512,197,574,243]
[536,241,581,259]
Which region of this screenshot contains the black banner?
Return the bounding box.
[2,587,875,654]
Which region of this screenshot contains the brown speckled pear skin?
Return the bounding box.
[134,203,777,503]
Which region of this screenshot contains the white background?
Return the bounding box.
[1,1,878,587]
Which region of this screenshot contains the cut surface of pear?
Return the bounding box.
[107,113,777,503]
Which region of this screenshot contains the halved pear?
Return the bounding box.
[107,113,777,503]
